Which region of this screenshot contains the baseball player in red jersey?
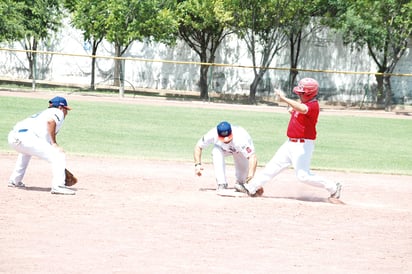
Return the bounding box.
[236,78,342,199]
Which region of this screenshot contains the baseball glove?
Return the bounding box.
[254,187,264,197]
[65,168,78,186]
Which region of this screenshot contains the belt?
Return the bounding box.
[289,138,305,143]
[18,129,28,133]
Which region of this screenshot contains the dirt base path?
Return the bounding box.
[1,153,411,274]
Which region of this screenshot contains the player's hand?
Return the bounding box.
[274,88,286,101]
[195,164,203,176]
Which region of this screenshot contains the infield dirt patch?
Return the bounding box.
[0,153,411,274]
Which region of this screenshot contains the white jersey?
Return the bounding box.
[13,108,65,143]
[196,125,255,158]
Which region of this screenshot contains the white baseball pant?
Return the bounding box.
[8,129,66,188]
[248,139,336,194]
[212,146,248,186]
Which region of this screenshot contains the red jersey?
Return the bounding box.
[286,99,319,140]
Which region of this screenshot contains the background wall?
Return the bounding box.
[1,22,411,105]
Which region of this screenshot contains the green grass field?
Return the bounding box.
[1,95,411,175]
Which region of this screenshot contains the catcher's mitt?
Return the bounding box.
[65,168,78,186]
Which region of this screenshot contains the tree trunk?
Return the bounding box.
[26,38,38,80]
[249,77,259,104]
[28,55,34,80]
[90,40,99,91]
[119,59,125,97]
[114,44,121,87]
[27,39,38,90]
[31,52,36,91]
[199,64,209,99]
[249,69,266,104]
[375,72,385,106]
[90,56,96,90]
[384,75,392,111]
[288,69,298,95]
[288,32,301,95]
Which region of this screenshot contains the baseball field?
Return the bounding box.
[0,90,411,273]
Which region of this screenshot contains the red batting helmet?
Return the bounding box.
[293,78,319,101]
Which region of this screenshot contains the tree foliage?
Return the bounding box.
[104,0,178,96]
[283,0,325,94]
[175,0,234,99]
[232,0,296,103]
[0,0,25,42]
[70,0,108,90]
[1,0,411,106]
[104,0,177,48]
[15,0,64,80]
[323,0,412,108]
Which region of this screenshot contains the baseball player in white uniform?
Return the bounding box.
[7,96,75,195]
[194,121,257,192]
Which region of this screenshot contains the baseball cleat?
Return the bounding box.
[234,182,248,193]
[8,181,26,188]
[51,186,76,195]
[216,184,228,194]
[234,183,263,197]
[217,184,228,190]
[330,182,342,199]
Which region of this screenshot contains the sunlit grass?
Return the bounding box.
[1,95,411,175]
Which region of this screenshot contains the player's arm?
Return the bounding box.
[247,153,257,180]
[193,143,204,176]
[193,145,202,166]
[275,89,308,114]
[47,118,58,146]
[47,117,64,152]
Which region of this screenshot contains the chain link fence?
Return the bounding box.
[1,36,411,108]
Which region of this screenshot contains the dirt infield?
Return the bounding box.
[1,153,411,274]
[0,90,411,273]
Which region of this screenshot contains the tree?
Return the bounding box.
[283,0,324,94]
[104,0,177,97]
[0,0,25,42]
[323,0,412,109]
[69,0,108,90]
[175,0,234,99]
[19,0,63,84]
[232,0,291,103]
